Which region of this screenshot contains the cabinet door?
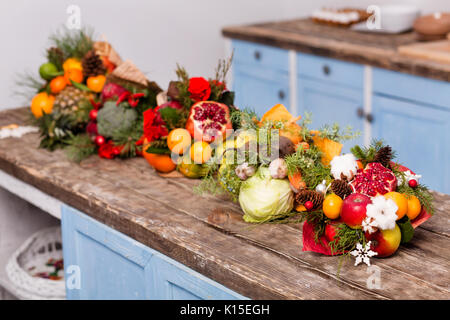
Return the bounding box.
[61,205,247,300]
[298,78,364,152]
[233,63,289,116]
[372,95,450,193]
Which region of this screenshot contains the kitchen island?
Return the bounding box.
[0,107,449,299]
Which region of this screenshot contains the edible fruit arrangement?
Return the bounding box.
[21,28,162,161]
[141,59,235,175]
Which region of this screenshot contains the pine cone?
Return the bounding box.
[373,146,393,167]
[295,190,324,209]
[331,179,352,199]
[82,50,106,78]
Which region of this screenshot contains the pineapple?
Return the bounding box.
[53,86,91,115]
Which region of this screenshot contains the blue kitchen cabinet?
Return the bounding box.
[372,96,450,193]
[297,78,364,152]
[61,205,247,300]
[372,68,450,194]
[296,53,365,152]
[232,40,289,116]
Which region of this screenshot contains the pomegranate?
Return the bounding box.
[101,83,127,102]
[350,162,397,197]
[341,193,372,228]
[186,101,232,142]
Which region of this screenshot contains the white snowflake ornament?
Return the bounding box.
[350,242,378,266]
[365,196,398,231]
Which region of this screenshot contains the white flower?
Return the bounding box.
[397,170,422,186]
[330,153,359,181]
[362,217,377,234]
[366,196,398,230]
[350,241,378,266]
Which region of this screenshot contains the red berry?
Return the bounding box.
[408,179,418,188]
[113,147,121,156]
[89,109,98,121]
[304,201,314,211]
[95,135,105,146]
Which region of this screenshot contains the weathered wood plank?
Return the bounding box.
[222,19,450,82]
[0,107,449,299]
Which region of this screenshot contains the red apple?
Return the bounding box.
[365,224,401,258]
[341,193,372,228]
[325,221,342,242]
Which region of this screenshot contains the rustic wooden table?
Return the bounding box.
[223,18,450,82]
[0,108,449,300]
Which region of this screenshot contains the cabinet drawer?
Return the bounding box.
[233,40,289,72]
[297,53,364,89]
[373,68,450,110]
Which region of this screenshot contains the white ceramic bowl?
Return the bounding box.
[379,5,420,33]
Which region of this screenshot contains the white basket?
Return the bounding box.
[6,226,66,300]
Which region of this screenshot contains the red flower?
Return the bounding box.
[98,141,116,159]
[143,108,168,142]
[188,77,211,102]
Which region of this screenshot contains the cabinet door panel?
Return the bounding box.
[61,206,247,300]
[149,254,246,300]
[372,95,450,193]
[298,78,364,152]
[233,63,289,116]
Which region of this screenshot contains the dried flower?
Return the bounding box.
[366,196,398,230]
[330,153,359,181]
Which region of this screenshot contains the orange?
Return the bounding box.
[30,92,54,118]
[356,160,364,170]
[64,68,84,85]
[87,75,106,93]
[49,76,67,94]
[167,128,192,155]
[62,58,82,72]
[143,152,176,173]
[295,142,309,152]
[190,141,212,164]
[384,192,408,220]
[407,195,422,220]
[323,194,343,220]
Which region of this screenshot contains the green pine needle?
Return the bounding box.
[65,134,96,163]
[50,27,94,59]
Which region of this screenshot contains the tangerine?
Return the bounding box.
[30,92,54,118]
[167,128,192,155]
[64,68,84,85]
[49,76,67,94]
[62,58,82,72]
[143,152,176,173]
[323,194,343,219]
[406,195,422,220]
[190,141,212,164]
[384,192,408,220]
[87,75,106,93]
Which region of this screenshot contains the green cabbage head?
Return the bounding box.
[97,101,138,138]
[239,167,294,223]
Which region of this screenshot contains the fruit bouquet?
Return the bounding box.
[142,59,236,176]
[19,27,161,162]
[191,103,434,266]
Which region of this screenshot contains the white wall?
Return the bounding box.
[1,0,449,110]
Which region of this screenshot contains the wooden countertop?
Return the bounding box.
[1,107,449,300]
[222,18,450,82]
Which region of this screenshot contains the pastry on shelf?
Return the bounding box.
[311,8,371,27]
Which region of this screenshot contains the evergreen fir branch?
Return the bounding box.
[13,71,46,100]
[65,134,96,163]
[318,123,361,143]
[230,108,259,130]
[329,223,365,255]
[350,139,392,166]
[111,120,144,158]
[299,112,314,142]
[50,27,94,59]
